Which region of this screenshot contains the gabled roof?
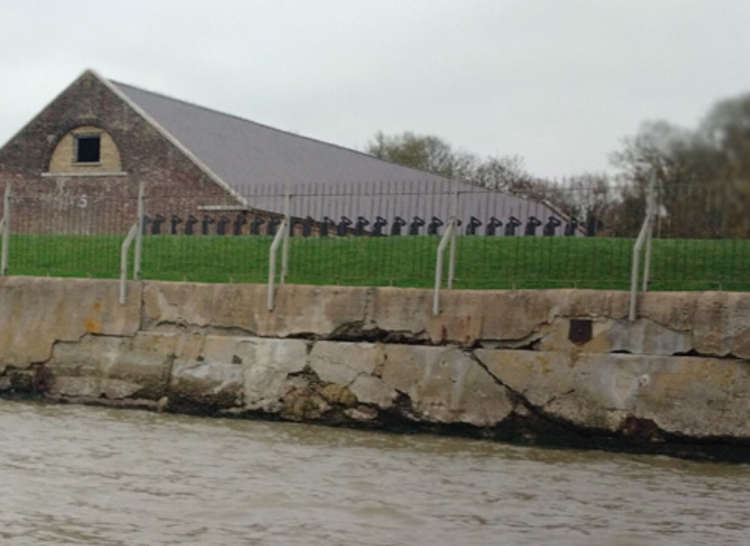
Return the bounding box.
[109,79,448,191]
[105,75,564,228]
[91,71,565,231]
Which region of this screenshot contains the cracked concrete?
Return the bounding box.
[1,277,750,460]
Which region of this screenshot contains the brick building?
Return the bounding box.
[0,69,565,237]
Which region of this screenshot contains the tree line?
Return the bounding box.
[366,91,750,238]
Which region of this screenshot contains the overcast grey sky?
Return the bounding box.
[1,0,749,178]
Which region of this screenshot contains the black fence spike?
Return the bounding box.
[302,216,313,237]
[390,216,406,236]
[372,216,388,236]
[354,216,370,236]
[564,217,578,236]
[543,216,561,236]
[233,213,248,235]
[337,216,352,236]
[524,216,542,236]
[320,216,334,237]
[216,215,229,235]
[250,216,265,235]
[427,216,444,236]
[408,216,425,236]
[151,214,165,235]
[466,216,482,235]
[267,216,280,236]
[485,216,503,236]
[184,215,198,235]
[170,215,182,235]
[504,216,521,236]
[201,215,215,235]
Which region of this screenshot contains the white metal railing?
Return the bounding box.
[119,182,144,304]
[267,192,291,311]
[119,223,139,304]
[281,193,290,285]
[432,187,460,315]
[629,177,657,321]
[0,183,10,276]
[433,217,457,315]
[267,218,288,310]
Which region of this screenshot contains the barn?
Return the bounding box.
[0,69,567,237]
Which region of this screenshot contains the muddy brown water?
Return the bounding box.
[1,400,749,545]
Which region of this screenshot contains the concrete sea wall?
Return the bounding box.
[1,277,749,460]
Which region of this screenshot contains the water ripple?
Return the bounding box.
[1,400,749,545]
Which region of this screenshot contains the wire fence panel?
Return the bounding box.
[0,179,748,290]
[644,182,750,291]
[137,185,278,283]
[7,190,137,278]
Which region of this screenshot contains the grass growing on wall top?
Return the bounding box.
[4,233,750,291]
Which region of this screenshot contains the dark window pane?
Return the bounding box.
[76,136,100,162]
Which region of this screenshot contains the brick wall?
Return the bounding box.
[0,71,237,234]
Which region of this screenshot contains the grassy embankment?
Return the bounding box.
[5,234,750,291]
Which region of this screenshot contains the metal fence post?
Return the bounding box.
[133,181,145,280]
[119,223,138,304]
[281,191,291,285]
[267,218,288,311]
[433,219,456,315]
[0,183,10,276]
[629,176,657,321]
[642,216,654,292]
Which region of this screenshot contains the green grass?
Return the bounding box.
[5,233,750,291]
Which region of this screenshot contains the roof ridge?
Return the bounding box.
[98,72,247,206]
[109,79,451,182]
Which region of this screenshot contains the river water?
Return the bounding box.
[1,400,749,546]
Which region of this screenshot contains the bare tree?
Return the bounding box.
[366,131,540,192]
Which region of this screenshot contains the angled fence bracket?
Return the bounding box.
[629,177,657,321]
[0,183,11,276]
[120,182,145,304]
[432,186,460,316]
[281,192,291,285]
[433,217,457,316]
[119,223,139,304]
[267,217,289,311]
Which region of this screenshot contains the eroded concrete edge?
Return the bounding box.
[1,278,750,462]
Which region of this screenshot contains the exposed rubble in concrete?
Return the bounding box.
[1,277,750,461]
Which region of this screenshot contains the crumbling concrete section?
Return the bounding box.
[475,349,750,439]
[1,277,750,461]
[0,277,140,370]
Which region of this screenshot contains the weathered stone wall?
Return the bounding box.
[1,276,749,460]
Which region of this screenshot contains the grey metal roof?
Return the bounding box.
[111,79,568,233]
[111,80,450,189]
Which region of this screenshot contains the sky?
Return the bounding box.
[1,0,749,179]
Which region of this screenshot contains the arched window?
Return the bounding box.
[48,126,122,174]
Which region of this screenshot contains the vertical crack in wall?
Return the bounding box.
[468,350,590,436]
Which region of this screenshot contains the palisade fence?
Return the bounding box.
[0,179,748,314]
